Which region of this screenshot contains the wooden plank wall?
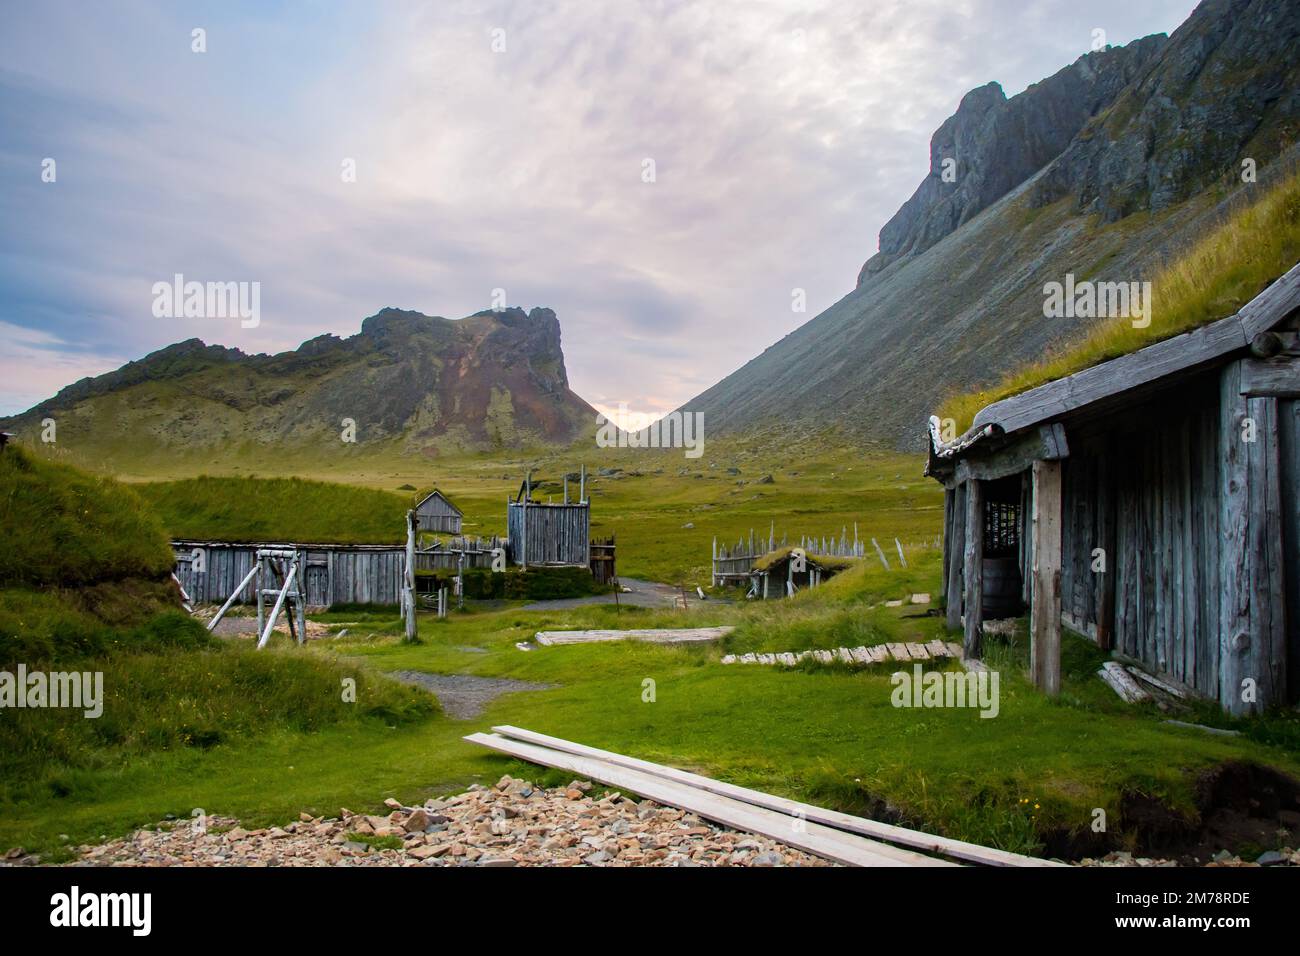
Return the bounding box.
[1062,393,1222,699]
[173,543,405,607]
[1280,398,1300,702]
[507,502,590,566]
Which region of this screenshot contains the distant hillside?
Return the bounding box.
[682,0,1300,450]
[0,306,598,468]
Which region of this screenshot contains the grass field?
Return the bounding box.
[4,443,1299,864]
[5,545,1300,861]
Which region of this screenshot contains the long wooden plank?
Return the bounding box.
[488,726,1061,867]
[973,314,1251,435]
[535,627,734,646]
[464,733,947,867]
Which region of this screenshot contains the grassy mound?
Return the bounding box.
[0,446,174,587]
[135,474,411,544]
[941,166,1300,432]
[0,452,438,834]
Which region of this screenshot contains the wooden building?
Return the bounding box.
[414,489,463,534]
[749,547,856,599]
[506,468,590,567]
[927,265,1300,715]
[174,541,406,608]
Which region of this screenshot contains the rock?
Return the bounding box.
[403,809,429,832]
[383,798,402,810]
[1256,850,1286,866]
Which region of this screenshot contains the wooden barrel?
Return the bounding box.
[982,557,1023,617]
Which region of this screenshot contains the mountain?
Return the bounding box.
[683,0,1300,450]
[0,306,598,464]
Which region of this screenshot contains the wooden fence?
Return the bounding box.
[174,540,406,608]
[711,525,870,587]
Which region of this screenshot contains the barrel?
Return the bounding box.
[982,557,1023,617]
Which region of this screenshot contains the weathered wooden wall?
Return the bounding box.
[507,502,590,566]
[173,542,405,607]
[1281,398,1300,701]
[415,492,462,534]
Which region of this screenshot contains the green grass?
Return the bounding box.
[0,446,174,587]
[135,474,412,544]
[941,165,1300,433]
[4,445,1298,864]
[5,545,1298,861]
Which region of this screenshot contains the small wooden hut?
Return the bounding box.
[506,467,590,567]
[749,546,855,599]
[927,264,1300,714]
[414,489,463,534]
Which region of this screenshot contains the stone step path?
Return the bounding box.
[721,640,964,667]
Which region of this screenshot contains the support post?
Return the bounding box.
[946,485,965,631]
[404,510,417,642]
[962,479,984,659]
[1030,460,1062,694]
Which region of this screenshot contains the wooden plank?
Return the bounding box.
[954,424,1070,484]
[1240,357,1300,398]
[1030,460,1063,695]
[974,315,1250,436]
[488,727,1060,866]
[885,642,911,661]
[464,733,949,867]
[1099,661,1149,703]
[905,642,930,660]
[962,479,984,658]
[535,627,734,646]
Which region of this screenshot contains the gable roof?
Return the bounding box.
[414,489,462,515]
[931,261,1300,462]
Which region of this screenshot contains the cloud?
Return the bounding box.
[0,0,1194,423]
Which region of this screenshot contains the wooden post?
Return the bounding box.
[294,551,306,644]
[946,485,965,631]
[962,479,984,659]
[404,510,418,642]
[1219,361,1286,714]
[1029,460,1062,694]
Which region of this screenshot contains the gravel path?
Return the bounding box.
[387,671,557,719]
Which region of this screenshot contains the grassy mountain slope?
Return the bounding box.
[0,306,598,472]
[941,165,1300,431]
[682,0,1300,451]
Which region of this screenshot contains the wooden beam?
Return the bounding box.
[1240,356,1300,398]
[954,423,1069,484]
[489,726,1061,866]
[974,315,1249,435]
[464,733,950,867]
[1030,459,1063,695]
[946,485,965,631]
[962,479,984,658]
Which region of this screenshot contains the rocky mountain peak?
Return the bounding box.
[859,34,1167,283]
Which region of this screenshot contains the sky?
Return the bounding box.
[0,0,1196,424]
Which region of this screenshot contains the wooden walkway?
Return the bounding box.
[721,640,964,667]
[534,626,734,646]
[466,726,1063,867]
